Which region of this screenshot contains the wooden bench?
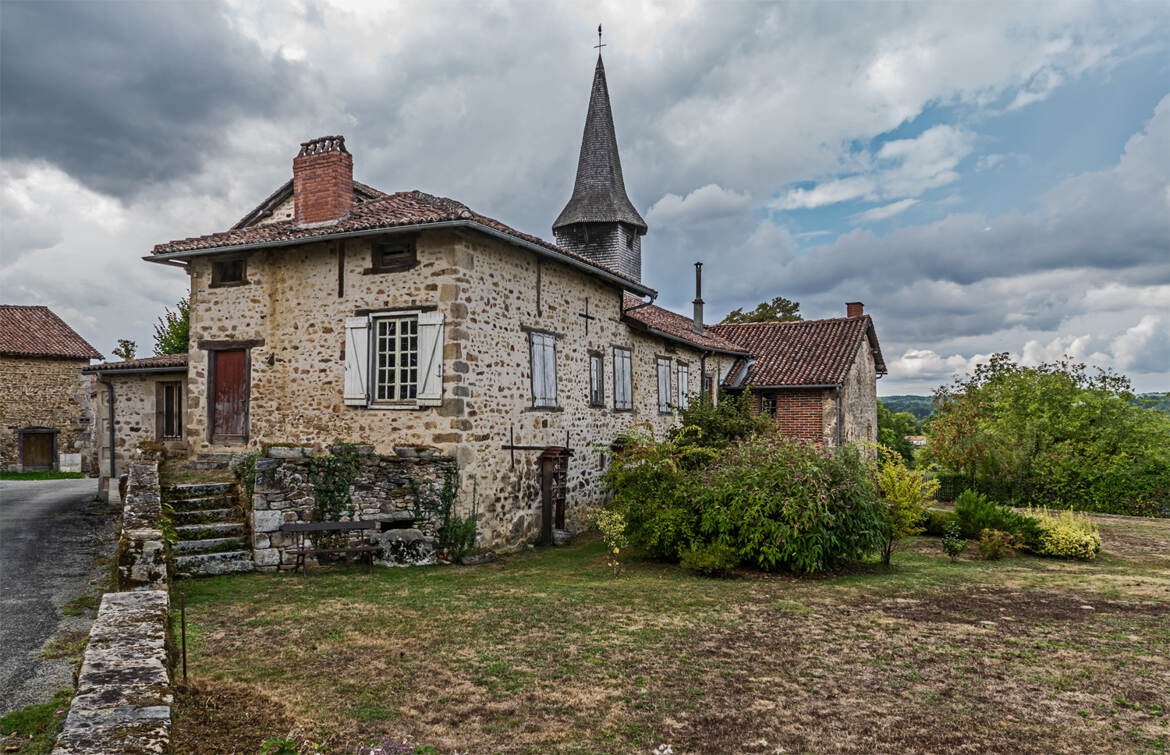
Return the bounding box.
[279,520,380,576]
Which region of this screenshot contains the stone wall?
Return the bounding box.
[92,373,188,481]
[0,355,93,471]
[840,338,878,447]
[250,447,456,571]
[55,460,171,753]
[183,228,727,548]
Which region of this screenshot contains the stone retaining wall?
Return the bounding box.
[251,446,455,571]
[55,460,172,753]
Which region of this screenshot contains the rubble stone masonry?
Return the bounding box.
[0,355,92,470]
[184,229,730,547]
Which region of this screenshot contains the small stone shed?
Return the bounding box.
[84,354,189,488]
[0,305,102,471]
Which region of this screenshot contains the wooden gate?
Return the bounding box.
[211,349,248,443]
[19,430,55,470]
[538,447,571,546]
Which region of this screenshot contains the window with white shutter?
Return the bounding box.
[343,310,444,408]
[613,347,632,410]
[677,363,689,410]
[589,352,604,407]
[530,331,558,408]
[657,357,672,413]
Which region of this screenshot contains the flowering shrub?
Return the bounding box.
[606,434,884,574]
[594,508,629,576]
[1025,507,1101,560]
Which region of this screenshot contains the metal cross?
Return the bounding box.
[594,24,605,51]
[578,298,597,335]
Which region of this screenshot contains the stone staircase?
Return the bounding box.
[166,482,255,577]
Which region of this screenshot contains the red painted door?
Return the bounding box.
[212,349,248,442]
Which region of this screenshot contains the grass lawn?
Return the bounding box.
[173,514,1169,754]
[0,471,85,481]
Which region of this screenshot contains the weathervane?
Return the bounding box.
[595,24,605,51]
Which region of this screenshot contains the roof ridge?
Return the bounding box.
[710,315,867,328]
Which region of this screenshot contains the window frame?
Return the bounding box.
[210,256,248,288]
[760,393,778,416]
[613,346,633,411]
[656,357,673,414]
[529,331,559,409]
[369,313,420,405]
[158,381,183,440]
[588,351,605,407]
[367,238,418,274]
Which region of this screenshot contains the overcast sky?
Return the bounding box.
[2,0,1167,394]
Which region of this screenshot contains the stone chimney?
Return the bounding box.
[293,135,353,225]
[693,262,704,335]
[846,301,864,318]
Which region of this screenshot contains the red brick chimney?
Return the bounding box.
[293,135,353,225]
[846,301,864,318]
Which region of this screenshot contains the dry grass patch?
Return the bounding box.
[174,513,1170,754]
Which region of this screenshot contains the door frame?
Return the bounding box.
[16,427,59,472]
[200,340,261,445]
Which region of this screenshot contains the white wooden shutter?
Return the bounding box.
[344,316,370,406]
[530,335,545,405]
[531,333,557,407]
[543,336,557,406]
[614,349,632,409]
[678,364,689,410]
[416,311,445,406]
[657,359,671,412]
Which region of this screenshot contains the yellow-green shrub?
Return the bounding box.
[1026,507,1101,560]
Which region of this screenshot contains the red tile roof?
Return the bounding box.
[85,353,188,373]
[152,189,650,292]
[621,293,748,354]
[710,316,886,387]
[230,179,388,230]
[0,305,103,360]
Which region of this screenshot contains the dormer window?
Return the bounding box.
[369,239,417,273]
[211,257,247,287]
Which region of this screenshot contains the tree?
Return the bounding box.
[720,296,802,324]
[923,353,1170,516]
[112,339,137,361]
[872,452,938,565]
[877,399,921,463]
[152,297,190,356]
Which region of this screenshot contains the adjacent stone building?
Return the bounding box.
[134,53,885,550]
[84,353,189,483]
[0,305,102,472]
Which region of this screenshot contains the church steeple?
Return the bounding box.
[554,51,647,282]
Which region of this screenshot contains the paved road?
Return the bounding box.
[0,478,116,715]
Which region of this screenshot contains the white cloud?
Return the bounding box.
[851,198,919,224]
[1111,315,1170,374]
[647,183,751,225]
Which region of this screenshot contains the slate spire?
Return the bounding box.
[554,54,646,232]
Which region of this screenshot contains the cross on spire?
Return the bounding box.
[594,24,605,51]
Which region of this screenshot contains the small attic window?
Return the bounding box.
[368,238,418,273]
[210,257,247,287]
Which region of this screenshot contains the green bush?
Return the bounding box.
[976,529,1018,560]
[669,390,771,449]
[607,435,885,574]
[873,453,939,564]
[954,490,1026,539]
[1023,507,1102,560]
[680,542,739,577]
[922,509,959,537]
[941,520,968,562]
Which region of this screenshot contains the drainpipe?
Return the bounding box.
[96,375,115,478]
[835,385,843,447]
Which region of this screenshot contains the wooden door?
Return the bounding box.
[21,432,54,470]
[212,349,248,442]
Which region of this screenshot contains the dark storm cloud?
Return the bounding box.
[0,0,305,198]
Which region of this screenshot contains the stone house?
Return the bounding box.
[710,304,887,447]
[135,54,884,550]
[0,305,102,472]
[84,353,189,486]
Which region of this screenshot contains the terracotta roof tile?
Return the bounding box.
[86,353,188,373]
[152,190,648,291]
[0,305,103,360]
[622,293,748,354]
[710,316,887,387]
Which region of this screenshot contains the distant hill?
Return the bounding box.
[878,395,936,422]
[880,392,1170,422]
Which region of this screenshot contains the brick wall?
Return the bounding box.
[758,388,830,444]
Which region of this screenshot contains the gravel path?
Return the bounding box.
[0,478,117,715]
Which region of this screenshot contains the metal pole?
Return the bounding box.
[180,591,188,683]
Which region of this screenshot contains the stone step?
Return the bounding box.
[175,522,244,540]
[171,507,237,525]
[173,550,255,578]
[166,495,235,512]
[174,536,248,554]
[166,482,235,500]
[184,453,233,470]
